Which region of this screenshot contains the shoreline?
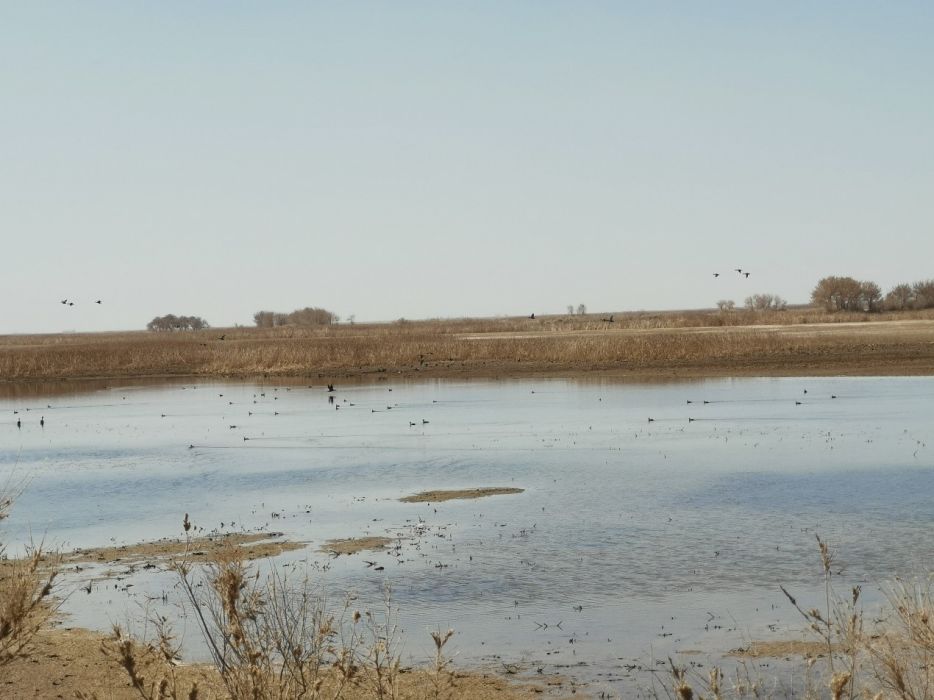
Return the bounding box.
[3,316,934,387]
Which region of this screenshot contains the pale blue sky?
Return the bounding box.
[2,2,932,333]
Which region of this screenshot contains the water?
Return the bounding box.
[2,376,933,694]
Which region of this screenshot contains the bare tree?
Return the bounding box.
[811,276,877,311]
[253,311,275,328]
[913,279,934,309]
[860,281,882,312]
[576,303,587,316]
[567,305,574,315]
[884,284,914,311]
[254,307,336,328]
[744,294,787,311]
[716,299,735,312]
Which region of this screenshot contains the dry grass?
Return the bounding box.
[13,625,542,700]
[0,491,58,670]
[3,511,551,699]
[74,515,544,700]
[661,536,934,700]
[4,308,934,383]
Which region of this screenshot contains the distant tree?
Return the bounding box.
[884,284,914,311]
[811,276,878,311]
[716,299,735,312]
[913,280,934,309]
[253,307,336,327]
[576,303,587,316]
[860,281,882,312]
[348,314,356,325]
[147,314,209,331]
[253,311,275,328]
[744,293,787,311]
[567,305,574,315]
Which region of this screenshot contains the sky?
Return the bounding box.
[2,2,933,334]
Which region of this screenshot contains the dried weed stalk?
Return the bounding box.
[0,489,59,669]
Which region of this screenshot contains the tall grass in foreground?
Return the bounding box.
[0,488,58,669]
[661,536,934,700]
[80,515,458,700]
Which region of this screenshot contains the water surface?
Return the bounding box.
[2,376,933,694]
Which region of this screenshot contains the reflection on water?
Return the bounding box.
[2,376,933,693]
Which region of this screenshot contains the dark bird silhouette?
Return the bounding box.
[60,299,68,304]
[40,416,44,427]
[218,334,226,340]
[95,300,102,304]
[422,419,429,424]
[327,384,335,392]
[735,268,742,273]
[529,313,535,320]
[68,302,75,306]
[713,273,720,277]
[743,272,750,278]
[17,419,21,428]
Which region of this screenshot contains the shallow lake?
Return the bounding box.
[2,375,933,694]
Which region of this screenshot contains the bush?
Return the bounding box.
[146,315,209,331]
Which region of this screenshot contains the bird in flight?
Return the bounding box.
[95,300,102,304]
[743,272,750,278]
[734,268,743,273]
[713,273,720,277]
[60,299,68,304]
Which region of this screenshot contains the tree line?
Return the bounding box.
[811,276,934,312]
[146,314,210,331]
[253,306,338,328]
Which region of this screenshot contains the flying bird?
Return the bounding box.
[95,300,102,304]
[713,273,720,277]
[60,299,68,304]
[735,268,742,273]
[743,272,750,278]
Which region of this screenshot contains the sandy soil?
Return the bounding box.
[399,487,525,503]
[3,625,560,699]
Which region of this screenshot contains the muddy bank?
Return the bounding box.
[64,532,306,568]
[5,625,561,699]
[400,487,525,503]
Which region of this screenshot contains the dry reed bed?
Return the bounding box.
[3,312,934,382]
